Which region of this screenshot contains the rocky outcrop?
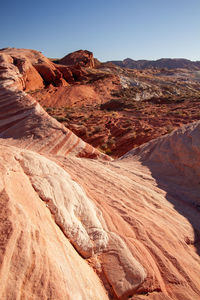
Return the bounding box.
[58,49,95,68]
[0,47,200,300]
[10,56,44,91]
[0,52,44,91]
[0,47,69,88]
[33,63,69,87]
[56,64,88,83]
[62,123,200,299]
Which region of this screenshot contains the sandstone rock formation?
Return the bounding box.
[0,48,200,300]
[56,64,88,83]
[0,48,121,108]
[58,49,95,68]
[0,47,70,88]
[0,146,109,300]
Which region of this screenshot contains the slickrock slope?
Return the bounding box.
[56,123,200,299]
[0,145,109,300]
[0,48,200,300]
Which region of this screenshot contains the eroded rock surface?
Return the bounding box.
[58,49,95,68]
[0,146,109,300]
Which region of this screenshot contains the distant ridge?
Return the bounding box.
[108,58,200,70]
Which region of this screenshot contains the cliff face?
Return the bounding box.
[0,48,200,300]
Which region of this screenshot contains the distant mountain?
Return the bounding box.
[108,58,200,70]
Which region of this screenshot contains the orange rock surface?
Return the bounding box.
[58,49,95,68]
[32,72,120,108]
[0,48,200,300]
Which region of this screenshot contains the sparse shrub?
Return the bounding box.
[166,126,174,134]
[101,143,107,150]
[105,148,112,155]
[93,126,101,134]
[195,113,200,119]
[64,106,72,112]
[46,107,54,113]
[54,116,68,122]
[170,110,183,116]
[107,138,115,145]
[112,112,119,117]
[129,131,137,139]
[122,120,132,128]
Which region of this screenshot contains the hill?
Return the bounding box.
[109,57,200,70]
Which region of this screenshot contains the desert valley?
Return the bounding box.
[0,47,200,300]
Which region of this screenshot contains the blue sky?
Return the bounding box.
[1,0,200,61]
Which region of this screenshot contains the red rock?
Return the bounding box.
[56,65,75,83]
[0,48,69,88]
[32,72,121,108]
[12,56,44,91]
[0,47,53,65]
[34,63,69,87]
[56,64,88,83]
[58,49,95,68]
[0,146,109,300]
